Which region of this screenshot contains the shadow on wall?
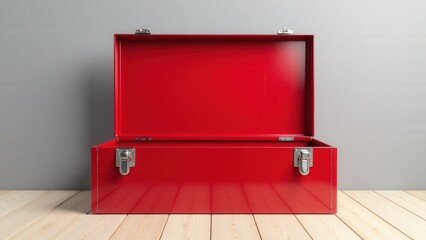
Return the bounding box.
[86,58,114,149]
[61,57,114,190]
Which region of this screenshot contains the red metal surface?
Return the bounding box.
[92,139,337,213]
[114,35,314,141]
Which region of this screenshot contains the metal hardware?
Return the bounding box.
[135,136,151,141]
[135,28,151,35]
[277,28,294,35]
[294,147,313,175]
[116,148,136,175]
[278,136,294,142]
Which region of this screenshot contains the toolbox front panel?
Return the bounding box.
[92,140,336,213]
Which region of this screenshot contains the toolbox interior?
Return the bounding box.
[115,36,314,140]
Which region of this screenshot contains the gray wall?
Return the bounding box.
[1,1,425,190]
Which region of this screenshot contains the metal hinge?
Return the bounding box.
[116,147,135,175]
[278,136,294,142]
[294,147,313,175]
[277,28,294,35]
[135,28,151,35]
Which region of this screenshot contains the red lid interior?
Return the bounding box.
[114,35,314,141]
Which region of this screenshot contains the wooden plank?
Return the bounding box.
[0,190,13,198]
[345,190,426,240]
[0,191,46,217]
[0,190,76,239]
[212,214,261,240]
[110,214,168,240]
[9,191,91,240]
[377,190,426,221]
[58,214,126,240]
[161,214,210,240]
[337,191,410,240]
[406,190,426,201]
[296,214,361,240]
[254,214,311,240]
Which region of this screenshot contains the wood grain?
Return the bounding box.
[9,191,90,240]
[58,214,126,240]
[337,191,410,240]
[161,214,210,240]
[0,190,13,198]
[296,214,361,240]
[212,214,261,240]
[345,190,426,240]
[406,190,426,201]
[110,214,168,240]
[254,214,311,240]
[0,191,46,217]
[376,190,426,220]
[0,190,76,239]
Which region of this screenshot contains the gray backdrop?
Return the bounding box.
[1,1,425,190]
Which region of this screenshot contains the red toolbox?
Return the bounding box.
[91,32,337,213]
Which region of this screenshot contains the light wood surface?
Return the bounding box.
[296,214,361,240]
[58,214,126,240]
[376,190,426,221]
[161,214,210,240]
[254,214,311,240]
[110,214,168,240]
[211,214,260,240]
[0,191,46,217]
[0,190,13,198]
[336,191,410,240]
[9,191,90,240]
[0,190,425,240]
[407,190,426,201]
[345,190,426,240]
[0,191,77,239]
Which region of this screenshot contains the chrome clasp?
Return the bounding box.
[294,147,313,175]
[116,148,135,175]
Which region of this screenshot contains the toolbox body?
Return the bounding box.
[91,34,337,213]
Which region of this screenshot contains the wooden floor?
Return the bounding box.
[0,191,425,239]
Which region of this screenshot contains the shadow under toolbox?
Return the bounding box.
[91,33,337,213]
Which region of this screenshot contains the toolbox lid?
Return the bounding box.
[114,34,314,141]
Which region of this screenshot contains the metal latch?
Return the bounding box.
[135,28,151,34]
[294,147,313,175]
[116,148,135,175]
[277,28,294,35]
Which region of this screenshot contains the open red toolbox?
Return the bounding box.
[91,32,337,213]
